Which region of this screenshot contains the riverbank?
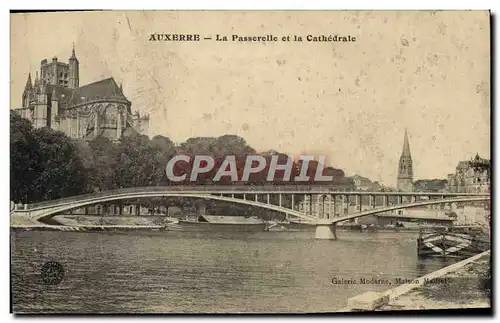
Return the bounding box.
[341,250,491,312]
[12,213,439,233]
[10,214,172,228]
[381,252,490,311]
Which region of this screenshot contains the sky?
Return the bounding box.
[10,11,491,187]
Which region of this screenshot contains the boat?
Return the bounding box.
[266,222,292,232]
[164,214,267,232]
[361,223,447,233]
[417,226,490,259]
[337,222,363,232]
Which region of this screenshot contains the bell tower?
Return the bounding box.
[68,43,79,89]
[397,129,414,192]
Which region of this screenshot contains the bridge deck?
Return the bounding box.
[18,185,490,210]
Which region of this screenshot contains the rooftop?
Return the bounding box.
[48,77,129,107]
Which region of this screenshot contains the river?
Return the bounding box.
[11,229,456,313]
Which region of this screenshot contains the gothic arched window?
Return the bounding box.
[102,105,118,127]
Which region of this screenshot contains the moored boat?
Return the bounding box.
[164,214,267,232]
[417,226,490,259]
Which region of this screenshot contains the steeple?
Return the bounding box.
[68,42,80,89]
[24,73,33,91]
[402,128,411,158]
[22,73,34,108]
[397,128,414,192]
[70,42,77,60]
[33,71,40,93]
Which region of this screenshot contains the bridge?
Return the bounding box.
[11,185,490,239]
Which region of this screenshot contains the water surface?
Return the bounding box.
[11,230,455,313]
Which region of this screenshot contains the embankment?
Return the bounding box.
[341,250,491,312]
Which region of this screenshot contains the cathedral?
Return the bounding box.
[14,45,150,140]
[397,129,414,192]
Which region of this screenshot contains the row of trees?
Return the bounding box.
[413,179,448,192]
[10,111,353,204]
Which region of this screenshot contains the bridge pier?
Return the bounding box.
[315,220,337,240]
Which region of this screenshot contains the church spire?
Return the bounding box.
[24,73,33,91]
[402,128,411,158]
[72,43,75,57]
[22,73,34,108]
[33,71,40,93]
[68,42,79,88]
[397,128,414,192]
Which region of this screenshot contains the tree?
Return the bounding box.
[87,136,119,191]
[115,134,157,188]
[151,135,182,186]
[10,110,88,203]
[10,111,40,203]
[413,179,448,192]
[30,127,87,201]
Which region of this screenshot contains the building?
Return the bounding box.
[446,154,490,193]
[350,174,382,191]
[455,205,489,226]
[397,129,414,192]
[14,45,150,141]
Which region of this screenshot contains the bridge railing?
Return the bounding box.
[23,185,491,210]
[23,185,345,210]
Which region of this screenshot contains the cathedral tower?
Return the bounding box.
[15,43,149,140]
[397,129,414,192]
[68,44,79,89]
